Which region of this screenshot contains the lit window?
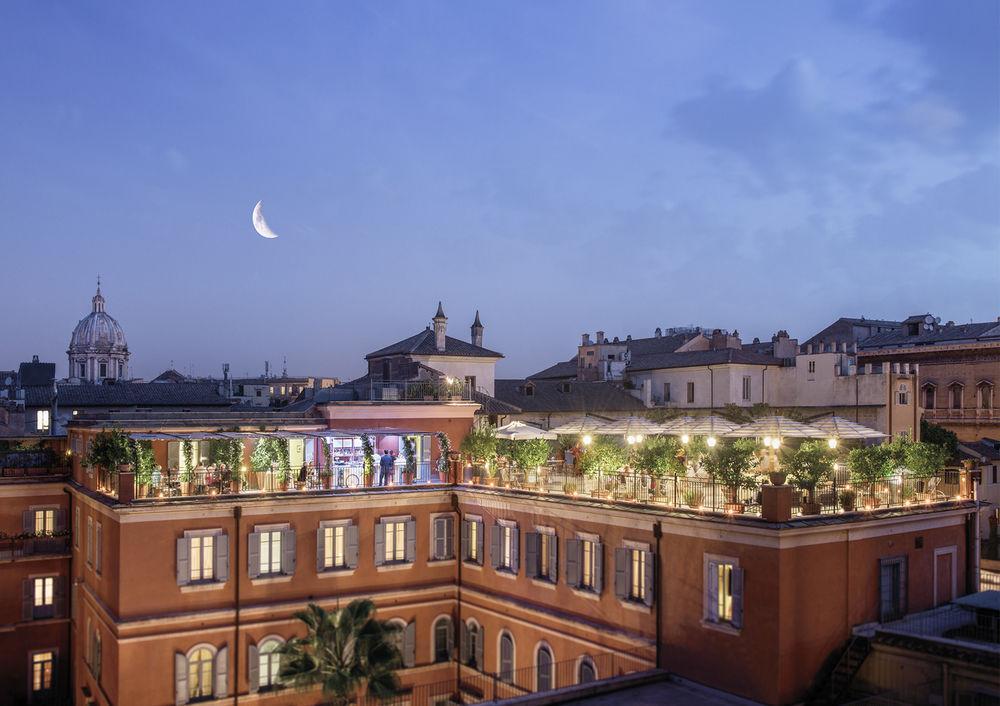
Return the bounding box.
[580,539,596,590]
[630,549,645,601]
[468,519,479,562]
[384,521,406,563]
[502,526,512,569]
[704,556,743,628]
[323,525,345,569]
[539,533,550,577]
[190,535,215,582]
[258,639,283,690]
[33,577,54,609]
[260,530,283,575]
[32,651,54,694]
[36,410,50,432]
[34,509,55,534]
[188,647,214,699]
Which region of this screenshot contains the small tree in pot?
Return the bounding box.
[360,434,376,486]
[401,436,417,484]
[320,439,333,488]
[505,439,552,489]
[847,444,896,508]
[85,428,132,491]
[782,440,835,515]
[460,427,497,483]
[702,439,760,512]
[633,436,684,496]
[904,441,950,479]
[435,432,452,483]
[578,439,629,498]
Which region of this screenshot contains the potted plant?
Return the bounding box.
[702,439,759,513]
[130,439,156,498]
[360,434,375,487]
[847,444,897,508]
[839,488,857,512]
[401,436,417,484]
[320,439,333,489]
[562,480,578,495]
[251,437,279,491]
[903,441,950,491]
[460,427,496,484]
[446,377,466,400]
[224,438,244,493]
[682,488,705,508]
[85,428,132,492]
[578,439,629,498]
[633,436,684,495]
[782,440,835,515]
[506,438,552,490]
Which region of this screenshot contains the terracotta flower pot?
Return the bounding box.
[724,502,746,514]
[769,471,787,486]
[801,501,822,516]
[322,475,332,489]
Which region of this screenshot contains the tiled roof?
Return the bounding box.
[801,317,904,348]
[627,348,783,372]
[528,360,578,380]
[18,361,55,386]
[471,389,522,416]
[56,382,232,407]
[22,385,56,407]
[859,321,1000,350]
[957,439,1000,463]
[366,328,503,360]
[625,332,701,356]
[151,369,188,383]
[494,379,646,414]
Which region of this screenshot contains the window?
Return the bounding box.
[86,517,93,567]
[897,384,909,405]
[614,546,653,606]
[177,531,228,586]
[742,376,752,401]
[526,530,557,582]
[704,556,743,629]
[389,620,415,668]
[317,522,358,571]
[249,526,295,579]
[36,410,50,433]
[462,517,484,564]
[979,382,994,410]
[95,522,103,574]
[117,362,123,378]
[31,651,54,696]
[536,645,553,691]
[663,383,671,402]
[923,384,936,409]
[74,508,80,549]
[578,657,596,684]
[686,382,695,403]
[807,360,816,374]
[375,518,414,565]
[879,556,907,622]
[433,616,453,663]
[499,632,515,683]
[465,375,476,392]
[188,647,214,700]
[950,384,964,409]
[431,515,455,560]
[88,626,101,679]
[491,522,519,573]
[32,577,55,618]
[256,638,283,691]
[567,537,602,592]
[34,509,55,534]
[78,362,86,378]
[99,362,107,378]
[462,621,483,668]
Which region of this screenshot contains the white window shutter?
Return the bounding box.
[247,532,261,579]
[460,519,470,560]
[405,519,416,562]
[281,529,296,575]
[175,652,188,705]
[214,645,228,698]
[445,516,454,559]
[347,524,359,568]
[707,561,720,621]
[731,567,744,628]
[548,535,559,583]
[511,527,519,572]
[476,521,484,564]
[434,518,446,560]
[176,538,190,586]
[316,527,326,572]
[594,542,604,594]
[403,621,416,667]
[565,539,580,588]
[374,523,386,566]
[614,548,628,599]
[214,534,229,583]
[247,642,259,694]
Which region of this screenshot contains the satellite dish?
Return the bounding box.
[924,314,934,324]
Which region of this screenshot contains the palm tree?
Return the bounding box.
[277,599,402,706]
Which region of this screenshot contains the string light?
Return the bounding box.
[828,438,838,449]
[582,435,592,446]
[707,436,717,447]
[680,434,689,444]
[763,436,772,447]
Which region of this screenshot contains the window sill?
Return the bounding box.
[530,578,557,590]
[617,599,652,613]
[571,587,601,601]
[700,619,741,636]
[318,567,356,578]
[427,558,456,566]
[377,562,414,573]
[251,574,293,586]
[493,568,518,579]
[180,581,226,593]
[463,560,483,571]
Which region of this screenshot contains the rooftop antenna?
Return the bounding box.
[282,356,287,378]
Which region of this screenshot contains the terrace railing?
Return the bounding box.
[0,533,71,560]
[362,650,653,706]
[370,379,473,402]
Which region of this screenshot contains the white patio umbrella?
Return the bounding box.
[593,416,668,437]
[548,417,609,435]
[725,416,827,439]
[807,416,886,446]
[494,421,558,441]
[667,415,740,446]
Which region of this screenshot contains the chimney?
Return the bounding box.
[654,327,662,338]
[710,329,727,350]
[596,331,605,344]
[729,329,742,349]
[32,355,39,363]
[471,310,484,348]
[433,302,448,352]
[582,333,591,346]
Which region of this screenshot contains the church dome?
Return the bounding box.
[69,286,128,354]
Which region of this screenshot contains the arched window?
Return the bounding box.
[188,647,215,700]
[433,616,452,663]
[578,656,597,684]
[499,632,515,683]
[979,382,994,410]
[463,620,482,668]
[536,644,553,691]
[922,383,936,410]
[257,638,283,691]
[950,383,964,410]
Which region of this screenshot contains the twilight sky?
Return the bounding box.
[2,1,997,381]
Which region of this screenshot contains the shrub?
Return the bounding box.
[632,436,684,477]
[460,426,498,474]
[702,439,760,493]
[503,438,552,472]
[847,444,896,485]
[782,440,835,499]
[85,428,132,472]
[904,441,951,478]
[577,439,629,477]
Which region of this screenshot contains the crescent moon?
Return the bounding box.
[252,200,280,239]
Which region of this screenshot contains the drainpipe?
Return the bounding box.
[708,366,714,410]
[451,493,462,683]
[654,521,663,670]
[761,365,769,405]
[233,505,242,705]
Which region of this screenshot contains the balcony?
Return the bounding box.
[1,448,69,480]
[369,379,473,402]
[923,408,999,423]
[0,533,71,560]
